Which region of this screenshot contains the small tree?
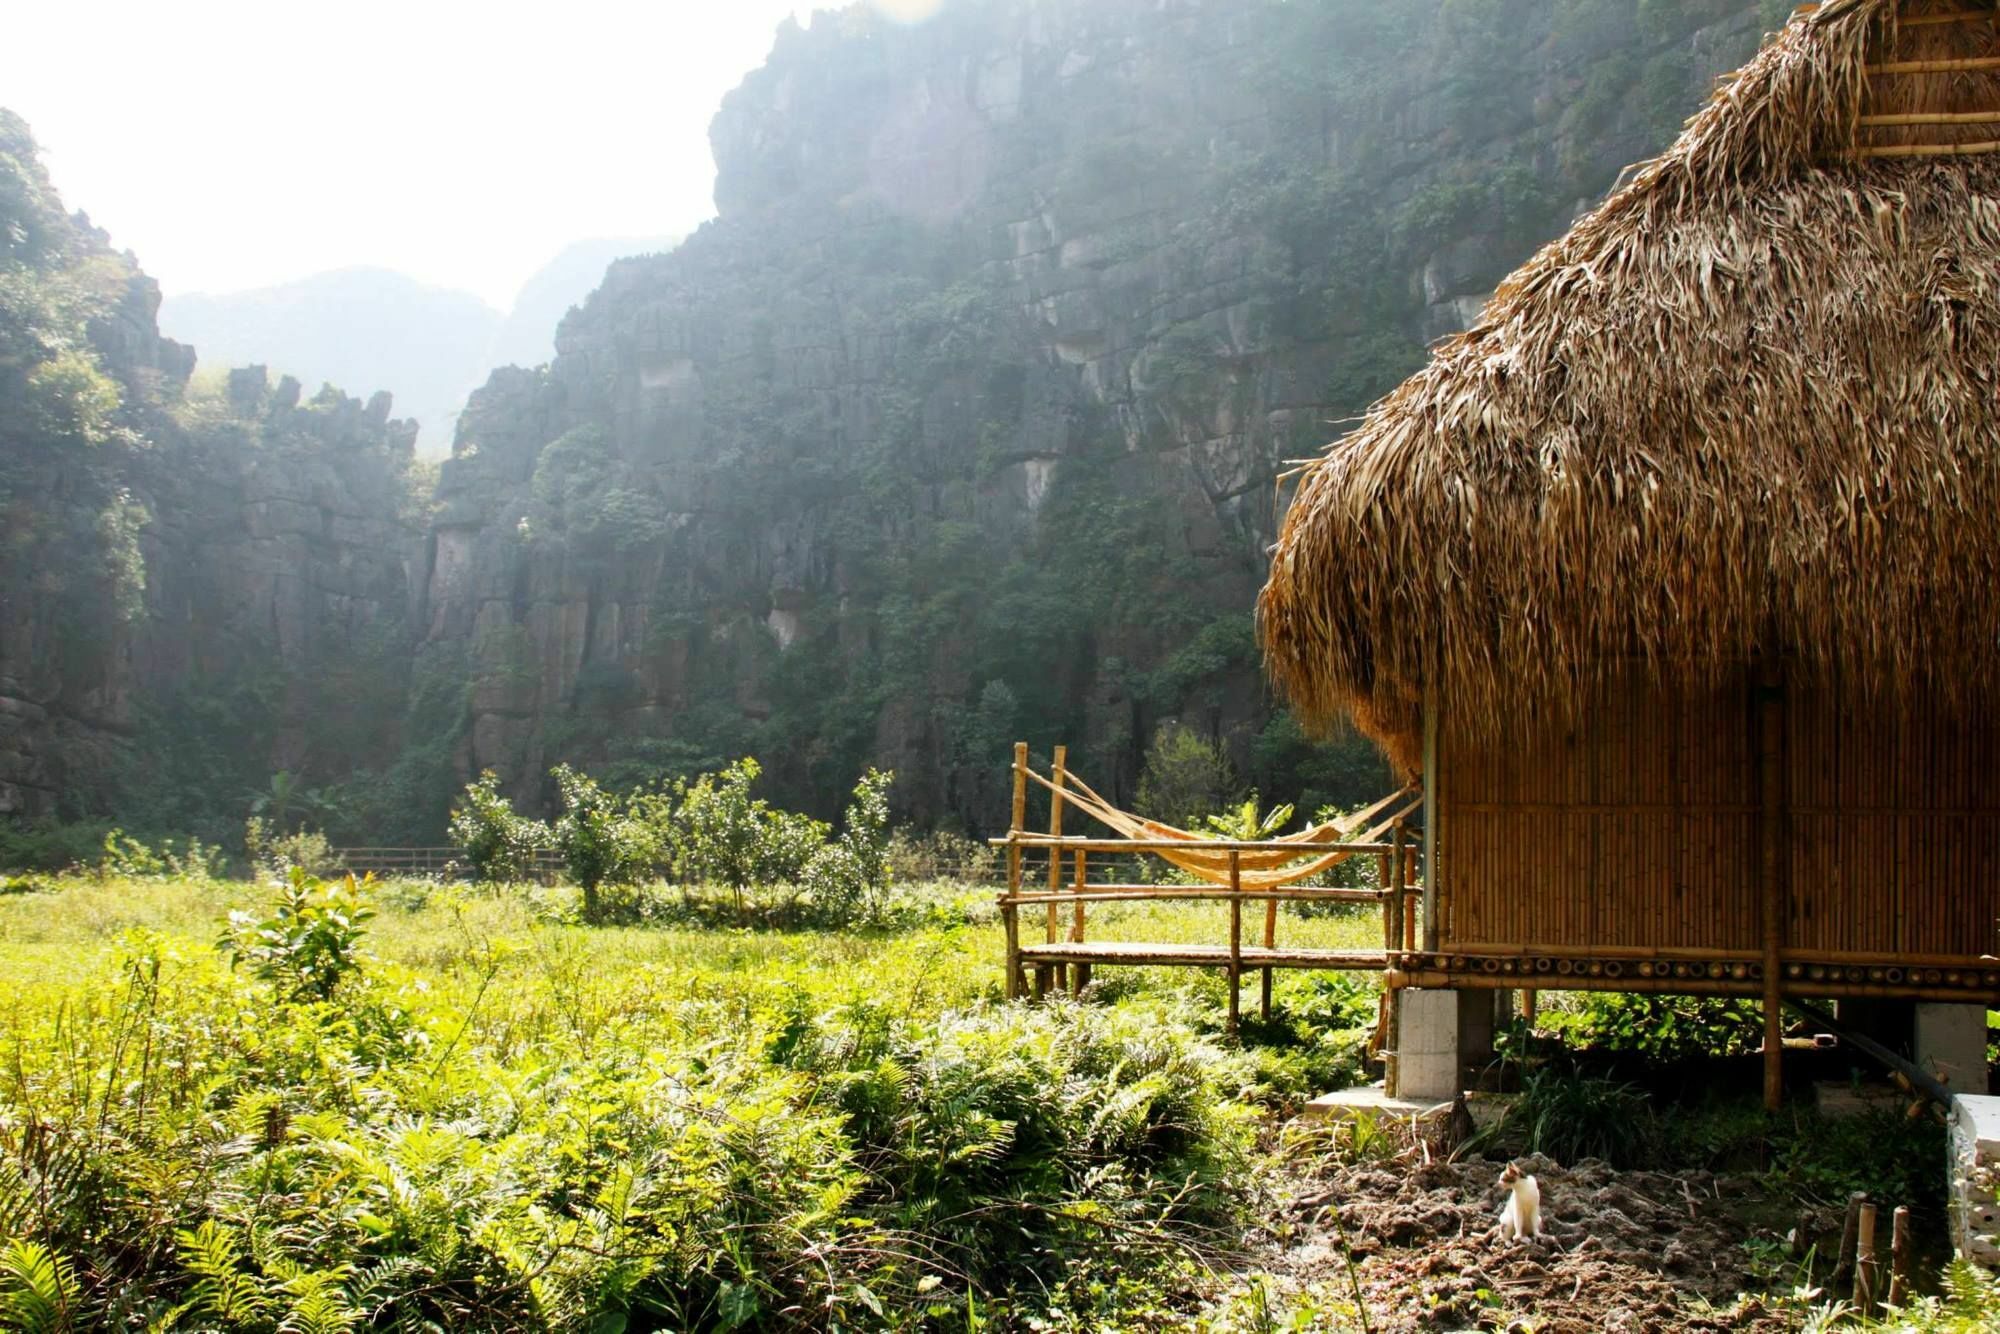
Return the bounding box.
[448,771,550,882]
[222,869,374,1003]
[550,764,655,920]
[803,768,896,925]
[1136,723,1239,828]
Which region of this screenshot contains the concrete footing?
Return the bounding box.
[1917,1003,1989,1094]
[1392,988,1503,1100]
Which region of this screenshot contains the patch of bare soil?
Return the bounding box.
[1265,1154,1798,1331]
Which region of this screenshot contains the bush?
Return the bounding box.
[1535,991,1763,1063]
[1499,1065,1655,1167]
[447,771,551,882]
[222,868,374,1003]
[1136,722,1239,828]
[96,828,226,880]
[885,827,994,883]
[802,768,895,925]
[549,764,656,920]
[666,758,828,910]
[243,816,342,879]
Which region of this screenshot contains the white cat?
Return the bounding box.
[1496,1161,1543,1241]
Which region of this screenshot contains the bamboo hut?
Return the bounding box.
[1258,0,2000,1101]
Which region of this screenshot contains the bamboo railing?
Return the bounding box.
[990,744,1420,1037]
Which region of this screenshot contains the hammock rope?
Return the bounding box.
[1019,765,1420,890]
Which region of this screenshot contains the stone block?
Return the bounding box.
[1917,1004,1989,1093]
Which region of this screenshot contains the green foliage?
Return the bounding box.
[1136,723,1240,829]
[667,758,828,910]
[222,867,374,1002]
[447,771,552,882]
[801,768,896,925]
[550,763,656,919]
[1499,1065,1656,1167]
[0,876,1262,1330]
[1536,992,1764,1063]
[95,827,225,880]
[243,816,342,879]
[0,1239,77,1334]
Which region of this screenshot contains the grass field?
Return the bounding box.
[0,872,1383,1331]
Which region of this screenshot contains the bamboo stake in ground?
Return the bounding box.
[1834,1192,1865,1286]
[1888,1205,1911,1308]
[1852,1200,1879,1315]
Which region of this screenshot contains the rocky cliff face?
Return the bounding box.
[424,0,1775,826]
[0,110,427,833]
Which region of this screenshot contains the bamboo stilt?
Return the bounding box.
[1070,849,1089,995]
[1260,894,1277,1021]
[1834,1192,1864,1287]
[1760,666,1787,1112]
[1043,746,1068,995]
[1888,1205,1911,1309]
[1006,742,1028,1000]
[1227,850,1243,1040]
[1853,1201,1879,1315]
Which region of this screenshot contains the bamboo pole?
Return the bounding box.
[1856,139,2000,158]
[1760,664,1787,1112]
[1423,686,1439,951]
[1227,849,1243,1040]
[1888,1205,1911,1309]
[1860,110,2000,126]
[1260,896,1277,1021]
[1005,741,1028,1001]
[1070,849,1089,995]
[1386,830,1406,1097]
[1865,56,2000,73]
[1834,1192,1865,1287]
[1043,745,1068,995]
[1853,1201,1879,1315]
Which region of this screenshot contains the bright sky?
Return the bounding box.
[2,0,837,308]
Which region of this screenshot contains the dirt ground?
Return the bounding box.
[1257,1153,1808,1331]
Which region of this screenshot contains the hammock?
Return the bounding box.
[1023,765,1421,890]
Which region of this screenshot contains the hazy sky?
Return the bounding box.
[3,0,838,308]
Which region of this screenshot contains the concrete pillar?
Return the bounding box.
[1917,1003,1990,1094]
[1394,989,1501,1100]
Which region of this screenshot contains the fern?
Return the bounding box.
[175,1220,271,1326]
[0,1239,78,1334]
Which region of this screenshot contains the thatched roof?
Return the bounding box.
[1258,0,2000,769]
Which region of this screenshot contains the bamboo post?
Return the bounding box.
[1522,989,1538,1024]
[1888,1205,1911,1309]
[1759,664,1788,1112]
[1043,745,1068,996]
[1260,892,1278,1022]
[1852,1201,1879,1314]
[1834,1192,1864,1286]
[1005,741,1028,1001]
[1227,850,1243,1039]
[1403,849,1418,954]
[1385,831,1406,1097]
[1422,686,1439,952]
[1070,849,1090,995]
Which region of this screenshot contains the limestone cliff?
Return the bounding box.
[0,108,428,836]
[426,0,1776,825]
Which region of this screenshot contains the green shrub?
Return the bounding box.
[1499,1065,1655,1167]
[96,828,225,880]
[221,868,374,1002]
[666,757,828,910]
[447,771,551,882]
[243,815,342,879]
[802,768,895,925]
[549,764,656,920]
[1535,991,1763,1062]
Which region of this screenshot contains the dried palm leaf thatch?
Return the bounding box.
[1258,0,2000,771]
